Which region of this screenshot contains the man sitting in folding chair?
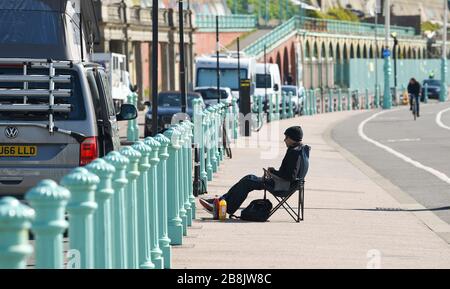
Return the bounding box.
[199,126,310,222]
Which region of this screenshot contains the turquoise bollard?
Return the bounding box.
[338,89,342,111]
[288,92,294,118]
[308,90,313,115]
[173,124,188,236]
[424,83,429,103]
[86,159,115,269]
[268,95,273,122]
[25,180,70,269]
[309,89,317,115]
[133,92,139,140]
[119,146,141,269]
[281,91,287,119]
[303,90,308,116]
[375,85,380,108]
[130,141,156,269]
[232,97,239,139]
[163,127,184,245]
[0,197,34,269]
[274,93,280,120]
[127,93,136,142]
[328,88,333,113]
[347,90,352,111]
[207,107,218,174]
[142,138,165,269]
[258,95,263,123]
[154,133,173,269]
[61,167,99,269]
[103,151,129,268]
[365,88,370,110]
[184,121,196,221]
[193,99,207,191]
[204,110,213,182]
[181,122,193,227]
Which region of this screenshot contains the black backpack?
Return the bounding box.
[239,199,273,222]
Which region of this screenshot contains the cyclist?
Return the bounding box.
[407,78,421,117]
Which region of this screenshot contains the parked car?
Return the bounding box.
[421,79,441,101]
[0,59,137,197]
[194,86,233,107]
[281,85,305,115]
[144,91,203,137]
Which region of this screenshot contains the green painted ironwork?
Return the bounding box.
[85,159,115,269]
[25,180,69,269]
[195,14,257,32]
[0,197,34,269]
[61,167,99,269]
[244,15,417,57]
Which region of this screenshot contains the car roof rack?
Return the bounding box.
[0,58,73,134]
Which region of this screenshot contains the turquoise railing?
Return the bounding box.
[0,97,242,269]
[0,83,408,269]
[244,15,418,57]
[195,14,257,32]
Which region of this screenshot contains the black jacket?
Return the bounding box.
[272,143,304,182]
[407,81,421,95]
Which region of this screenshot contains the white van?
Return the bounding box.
[195,53,257,101]
[91,53,133,110]
[255,63,282,107]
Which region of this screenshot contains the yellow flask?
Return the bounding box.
[218,199,227,221]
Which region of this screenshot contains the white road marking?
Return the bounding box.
[358,110,450,186]
[436,107,450,130]
[386,138,421,143]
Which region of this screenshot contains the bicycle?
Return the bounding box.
[410,94,417,121]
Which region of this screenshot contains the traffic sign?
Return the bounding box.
[383,49,391,58]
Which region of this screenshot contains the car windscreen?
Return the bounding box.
[423,80,440,86]
[256,74,272,88]
[0,0,62,45]
[195,89,228,100]
[196,68,248,90]
[282,87,297,95]
[158,93,200,108]
[0,68,86,121]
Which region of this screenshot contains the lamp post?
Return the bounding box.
[391,32,398,89]
[383,0,392,109]
[152,0,159,136]
[440,0,448,102]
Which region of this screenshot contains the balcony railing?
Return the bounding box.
[195,14,257,32]
[244,16,419,57]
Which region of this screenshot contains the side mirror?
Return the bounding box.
[273,84,279,92]
[116,103,138,121]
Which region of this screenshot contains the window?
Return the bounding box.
[0,0,61,45]
[0,68,86,121]
[196,68,248,90]
[256,74,272,88]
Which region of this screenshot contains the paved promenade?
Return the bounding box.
[171,111,450,269]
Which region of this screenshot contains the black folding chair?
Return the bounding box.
[264,179,305,222]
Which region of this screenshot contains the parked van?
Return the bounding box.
[195,52,257,101]
[91,53,134,111]
[0,0,137,197]
[255,63,282,107]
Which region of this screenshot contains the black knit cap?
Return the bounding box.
[284,126,303,142]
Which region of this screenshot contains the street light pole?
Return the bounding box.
[383,0,392,109]
[151,0,159,136]
[392,33,398,88]
[440,0,448,102]
[179,0,187,113]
